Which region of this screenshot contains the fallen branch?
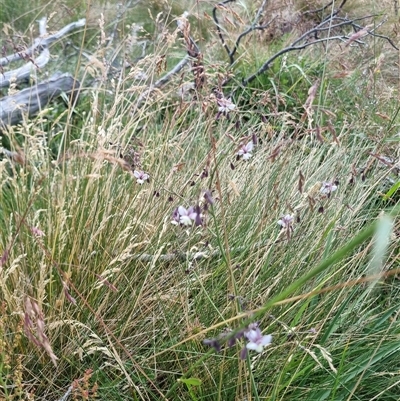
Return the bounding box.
[0,48,50,88]
[0,72,80,128]
[0,17,85,88]
[0,18,86,67]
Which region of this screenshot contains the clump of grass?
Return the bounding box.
[1,1,400,400]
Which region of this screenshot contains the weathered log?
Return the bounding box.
[0,18,86,67]
[0,17,85,88]
[0,48,51,88]
[0,72,80,129]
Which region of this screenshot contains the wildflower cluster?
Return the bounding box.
[203,322,272,360]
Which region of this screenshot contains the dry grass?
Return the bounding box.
[1,1,400,400]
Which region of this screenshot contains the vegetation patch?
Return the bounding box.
[0,1,399,400]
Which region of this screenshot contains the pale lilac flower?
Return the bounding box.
[217,97,235,113]
[133,170,149,184]
[172,206,198,226]
[179,206,197,226]
[216,97,236,119]
[237,142,253,160]
[320,181,338,195]
[277,214,294,229]
[245,327,272,353]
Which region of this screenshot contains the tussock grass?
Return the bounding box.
[1,1,400,400]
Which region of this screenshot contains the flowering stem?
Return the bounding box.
[153,204,400,359]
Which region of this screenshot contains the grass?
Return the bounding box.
[1,0,400,400]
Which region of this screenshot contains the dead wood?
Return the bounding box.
[0,72,80,129]
[0,18,86,68]
[0,17,85,128]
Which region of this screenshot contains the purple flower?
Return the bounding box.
[203,338,221,353]
[193,205,203,226]
[237,142,253,160]
[277,214,294,229]
[204,328,244,353]
[203,190,214,207]
[133,170,149,184]
[244,327,272,353]
[216,97,236,119]
[172,206,198,226]
[217,97,236,114]
[320,181,338,195]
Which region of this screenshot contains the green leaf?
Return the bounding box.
[383,180,400,200]
[368,214,393,280]
[178,377,202,387]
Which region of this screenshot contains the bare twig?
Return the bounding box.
[107,0,140,47]
[0,18,86,67]
[213,0,273,65]
[229,0,274,64]
[212,0,236,60]
[303,0,348,20]
[333,16,399,49]
[233,14,398,90]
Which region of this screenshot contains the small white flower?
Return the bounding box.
[237,141,254,160]
[217,97,236,114]
[177,206,197,226]
[133,170,149,184]
[245,328,272,353]
[278,214,294,228]
[320,181,338,195]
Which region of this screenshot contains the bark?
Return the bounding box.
[0,72,80,129]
